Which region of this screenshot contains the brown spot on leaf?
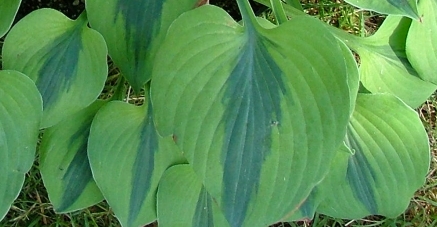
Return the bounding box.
[195,0,209,7]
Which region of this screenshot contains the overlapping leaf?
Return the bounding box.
[288,94,430,220]
[2,9,108,128]
[151,3,351,226]
[406,0,437,84]
[157,165,229,227]
[333,16,436,108]
[0,70,42,221]
[344,0,419,19]
[88,98,185,227]
[39,101,105,213]
[0,0,21,37]
[86,0,200,92]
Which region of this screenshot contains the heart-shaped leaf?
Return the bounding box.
[0,70,42,221]
[39,101,105,213]
[2,9,108,128]
[152,3,351,226]
[406,0,437,84]
[0,0,21,37]
[88,98,185,227]
[344,0,419,20]
[290,93,430,220]
[86,0,200,92]
[157,164,230,227]
[334,15,436,108]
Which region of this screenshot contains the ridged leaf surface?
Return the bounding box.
[152,5,351,226]
[39,101,105,213]
[2,9,108,128]
[88,99,185,227]
[0,70,42,221]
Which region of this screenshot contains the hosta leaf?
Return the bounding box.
[152,4,351,226]
[0,70,42,220]
[344,0,419,20]
[39,101,105,213]
[157,165,230,227]
[0,0,21,37]
[88,98,185,227]
[86,0,199,92]
[338,15,436,108]
[406,0,437,84]
[2,9,108,128]
[300,94,429,219]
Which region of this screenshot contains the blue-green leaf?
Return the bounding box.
[152,4,351,226]
[2,9,108,128]
[0,70,42,221]
[86,0,199,92]
[157,165,230,227]
[39,101,105,213]
[88,97,185,227]
[295,94,430,219]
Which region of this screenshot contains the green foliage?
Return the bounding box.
[0,0,436,226]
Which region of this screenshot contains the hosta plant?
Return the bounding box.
[0,0,435,226]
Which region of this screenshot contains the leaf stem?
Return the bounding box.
[270,0,288,24]
[110,74,126,101]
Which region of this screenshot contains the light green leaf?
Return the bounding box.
[300,94,430,219]
[157,165,230,227]
[344,0,419,20]
[152,4,351,226]
[337,15,436,108]
[39,101,105,213]
[86,0,199,92]
[0,70,42,221]
[0,0,21,37]
[406,0,437,84]
[88,98,185,227]
[2,9,108,128]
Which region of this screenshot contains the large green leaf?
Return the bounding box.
[2,9,108,128]
[0,0,21,37]
[292,93,430,220]
[334,15,436,108]
[151,3,351,226]
[406,0,437,84]
[39,101,105,213]
[344,0,419,20]
[157,164,230,227]
[0,70,42,221]
[254,0,435,108]
[88,98,185,227]
[86,0,199,92]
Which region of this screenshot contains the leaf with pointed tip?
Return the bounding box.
[86,0,199,92]
[406,0,437,84]
[0,70,42,221]
[291,93,430,219]
[88,98,186,227]
[39,101,105,213]
[344,0,419,20]
[336,15,436,108]
[2,9,108,128]
[157,165,230,227]
[152,4,351,226]
[0,0,21,37]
